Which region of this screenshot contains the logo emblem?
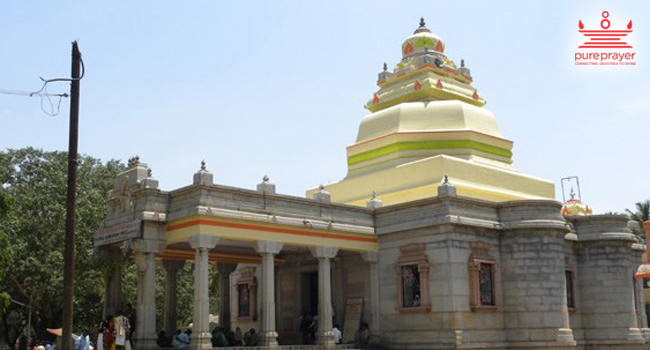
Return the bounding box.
[578,11,633,49]
[574,11,636,66]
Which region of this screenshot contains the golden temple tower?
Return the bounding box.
[307,18,555,206]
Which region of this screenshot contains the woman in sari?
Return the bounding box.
[103,315,115,350]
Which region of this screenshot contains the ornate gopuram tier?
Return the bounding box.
[307,18,554,206]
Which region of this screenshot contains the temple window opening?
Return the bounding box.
[566,270,576,309]
[401,265,421,307]
[396,244,431,311]
[478,263,495,306]
[469,243,497,311]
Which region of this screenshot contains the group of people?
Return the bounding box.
[13,338,53,350]
[157,327,260,348]
[331,323,370,347]
[211,326,258,347]
[155,329,191,348]
[95,309,132,350]
[299,314,368,346]
[156,318,367,348]
[12,305,137,350]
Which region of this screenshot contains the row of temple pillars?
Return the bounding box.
[159,256,238,344]
[104,238,377,349]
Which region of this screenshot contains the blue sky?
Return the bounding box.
[1,0,648,214]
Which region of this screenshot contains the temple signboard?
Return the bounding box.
[342,298,364,343]
[94,219,142,247]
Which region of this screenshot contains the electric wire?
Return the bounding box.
[0,55,85,117]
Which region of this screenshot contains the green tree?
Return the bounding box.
[0,148,124,344]
[0,187,12,324]
[627,200,650,238]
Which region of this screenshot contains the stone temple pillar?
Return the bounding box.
[132,240,161,350]
[163,259,185,337]
[102,246,122,318]
[216,262,238,331]
[255,241,283,347]
[311,246,338,347]
[362,251,381,344]
[499,202,575,347]
[572,215,644,345]
[189,236,219,350]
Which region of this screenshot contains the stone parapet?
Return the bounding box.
[498,200,569,232]
[167,183,373,228]
[568,215,637,242]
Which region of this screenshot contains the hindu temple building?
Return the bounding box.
[95,19,650,350]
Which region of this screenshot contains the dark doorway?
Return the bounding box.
[301,272,318,316]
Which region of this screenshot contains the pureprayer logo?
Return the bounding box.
[574,11,636,66]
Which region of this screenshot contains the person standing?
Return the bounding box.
[75,330,90,350]
[124,304,136,341]
[332,324,342,344]
[114,310,131,350]
[356,323,370,347]
[233,327,243,346]
[96,320,107,350]
[103,315,115,350]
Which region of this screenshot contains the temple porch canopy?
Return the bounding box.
[94,160,379,350]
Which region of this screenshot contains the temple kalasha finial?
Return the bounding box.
[263,175,269,182]
[127,155,141,168]
[383,62,387,71]
[372,189,377,199]
[147,168,152,178]
[318,184,325,191]
[461,59,465,68]
[420,17,425,27]
[443,174,449,184]
[201,160,206,171]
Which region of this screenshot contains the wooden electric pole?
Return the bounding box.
[61,41,81,350]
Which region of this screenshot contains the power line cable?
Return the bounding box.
[0,55,85,117]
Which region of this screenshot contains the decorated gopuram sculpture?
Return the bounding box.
[308,18,554,206]
[561,187,593,216]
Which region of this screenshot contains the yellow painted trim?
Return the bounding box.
[347,140,512,165]
[165,216,378,252]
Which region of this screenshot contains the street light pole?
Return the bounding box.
[61,41,81,350]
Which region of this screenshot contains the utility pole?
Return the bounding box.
[61,41,81,350]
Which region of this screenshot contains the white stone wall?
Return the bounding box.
[377,225,509,349]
